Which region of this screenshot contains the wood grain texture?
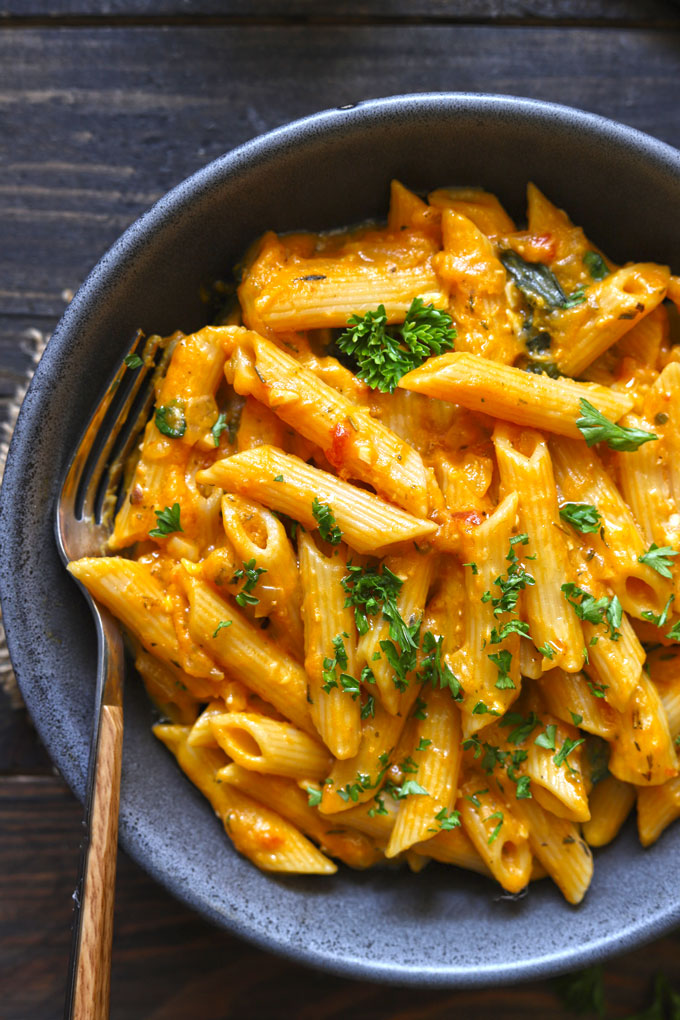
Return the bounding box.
[2,25,680,322]
[1,1,679,25]
[0,777,679,1019]
[72,705,123,1020]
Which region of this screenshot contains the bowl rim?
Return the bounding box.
[3,91,680,987]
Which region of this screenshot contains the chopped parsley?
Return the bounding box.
[149,503,183,538]
[561,583,622,640]
[435,807,461,830]
[534,724,557,751]
[501,711,540,745]
[490,619,530,643]
[155,400,187,439]
[420,630,462,699]
[361,695,376,719]
[124,353,143,369]
[576,399,657,452]
[536,642,555,660]
[232,558,266,607]
[641,593,675,628]
[638,543,678,579]
[321,633,350,694]
[482,535,535,616]
[553,736,585,769]
[463,561,478,575]
[397,779,429,798]
[273,474,284,482]
[559,502,602,534]
[570,712,583,726]
[212,620,232,638]
[336,297,455,393]
[412,696,428,720]
[211,411,229,447]
[416,738,432,752]
[488,649,515,690]
[306,785,322,807]
[312,498,342,544]
[514,776,532,799]
[587,679,608,699]
[472,701,501,716]
[341,563,402,635]
[667,620,680,641]
[485,810,504,846]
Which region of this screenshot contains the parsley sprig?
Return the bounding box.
[638,543,678,579]
[576,399,657,452]
[336,297,455,393]
[420,631,462,700]
[561,583,622,640]
[482,535,535,617]
[312,498,342,545]
[231,558,267,607]
[155,400,186,439]
[559,502,602,534]
[149,503,183,538]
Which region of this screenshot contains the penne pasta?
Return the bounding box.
[66,179,680,900]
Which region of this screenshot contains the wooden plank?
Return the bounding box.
[1,1,678,25]
[0,775,679,1019]
[1,25,680,321]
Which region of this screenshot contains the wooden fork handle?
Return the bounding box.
[71,704,123,1019]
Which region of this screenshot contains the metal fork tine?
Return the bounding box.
[80,334,161,522]
[61,330,146,506]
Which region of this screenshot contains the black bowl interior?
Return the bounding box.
[2,93,680,986]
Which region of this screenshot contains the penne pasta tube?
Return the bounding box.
[637,776,680,846]
[412,824,491,876]
[536,668,620,741]
[298,534,361,759]
[458,774,532,894]
[527,713,590,823]
[220,326,432,517]
[608,675,679,786]
[386,687,462,857]
[218,764,381,868]
[456,493,522,728]
[196,446,437,555]
[178,570,315,735]
[494,425,584,670]
[511,796,593,904]
[212,712,332,781]
[220,492,304,658]
[153,724,336,873]
[554,263,669,377]
[356,549,434,716]
[251,262,447,333]
[550,436,670,619]
[582,776,635,847]
[134,649,200,725]
[399,352,634,438]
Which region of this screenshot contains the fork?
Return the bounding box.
[56,330,163,1020]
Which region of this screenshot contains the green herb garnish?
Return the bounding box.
[576,399,657,451]
[155,400,186,439]
[337,297,455,393]
[149,503,183,537]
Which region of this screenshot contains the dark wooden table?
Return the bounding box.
[2,3,680,1017]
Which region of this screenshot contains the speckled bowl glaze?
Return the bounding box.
[2,94,680,987]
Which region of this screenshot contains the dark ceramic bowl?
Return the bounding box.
[2,94,680,987]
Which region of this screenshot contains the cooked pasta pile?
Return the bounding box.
[70,181,680,903]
